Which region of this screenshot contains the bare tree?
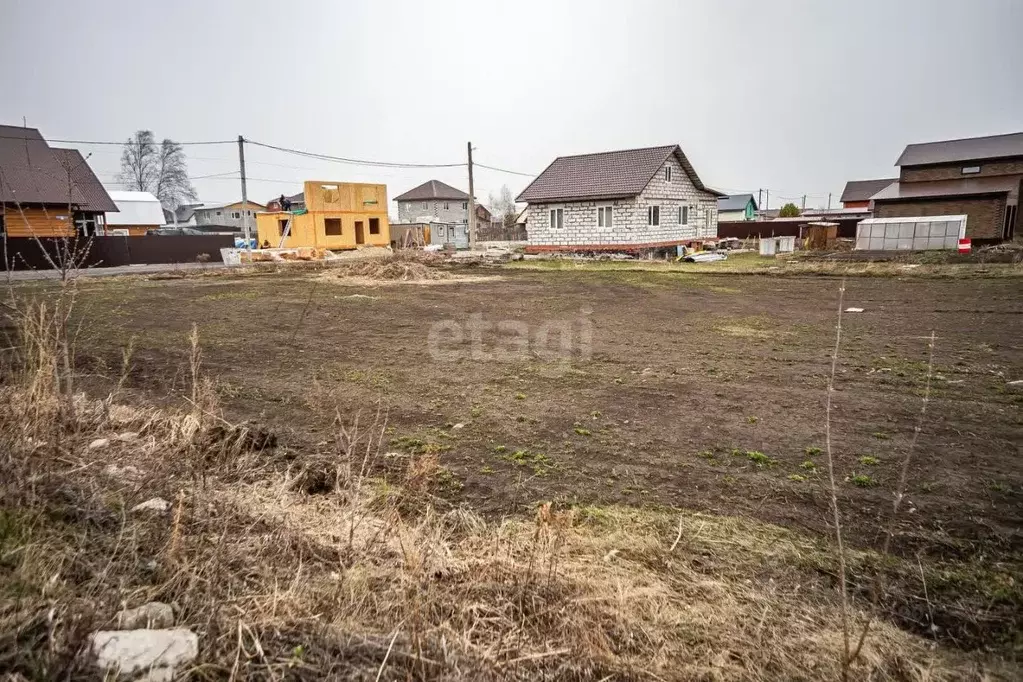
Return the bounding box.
[488,185,518,227]
[118,130,198,210]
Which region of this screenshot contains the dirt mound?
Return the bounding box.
[335,255,449,281]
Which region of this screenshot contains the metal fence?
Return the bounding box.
[1,235,235,270]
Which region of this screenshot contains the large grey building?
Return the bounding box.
[394,180,474,224]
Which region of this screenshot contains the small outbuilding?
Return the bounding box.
[106,191,165,236]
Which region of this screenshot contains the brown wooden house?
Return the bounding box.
[0,125,116,238]
[871,132,1023,242]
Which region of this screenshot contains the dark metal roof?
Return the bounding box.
[840,178,897,203]
[516,144,722,203]
[0,125,94,207]
[870,176,1018,202]
[895,131,1023,167]
[718,194,757,212]
[394,180,469,202]
[50,148,118,212]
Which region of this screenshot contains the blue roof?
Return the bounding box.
[718,194,757,212]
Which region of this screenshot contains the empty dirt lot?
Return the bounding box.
[59,266,1021,553]
[27,263,1021,648]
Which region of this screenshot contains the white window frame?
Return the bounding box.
[665,166,672,182]
[549,206,564,230]
[962,165,981,175]
[422,201,429,210]
[647,205,660,226]
[679,205,689,225]
[597,205,613,228]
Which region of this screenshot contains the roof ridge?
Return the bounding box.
[553,144,677,161]
[904,130,1023,148]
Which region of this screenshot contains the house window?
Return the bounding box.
[462,202,468,209]
[597,206,613,228]
[962,165,981,175]
[679,206,688,225]
[443,202,449,210]
[278,219,288,236]
[549,208,564,229]
[462,218,468,224]
[369,217,380,235]
[324,218,342,235]
[74,212,98,237]
[665,166,672,182]
[232,211,240,219]
[216,210,222,216]
[422,201,429,209]
[647,205,660,226]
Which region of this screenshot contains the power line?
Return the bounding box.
[0,133,235,146]
[474,162,535,177]
[246,139,465,169]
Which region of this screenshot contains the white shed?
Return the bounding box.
[105,191,165,234]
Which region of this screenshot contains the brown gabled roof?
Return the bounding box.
[840,178,897,203]
[394,180,470,202]
[516,144,722,204]
[895,131,1023,167]
[50,148,118,212]
[0,124,94,207]
[870,176,1018,202]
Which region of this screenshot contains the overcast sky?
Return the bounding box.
[3,0,1021,211]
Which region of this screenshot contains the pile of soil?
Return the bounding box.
[336,257,448,281]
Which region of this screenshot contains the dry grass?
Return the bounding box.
[333,252,450,282]
[0,296,1019,680]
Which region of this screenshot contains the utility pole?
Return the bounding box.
[827,192,832,210]
[238,135,251,248]
[467,141,477,249]
[801,194,806,211]
[758,188,763,216]
[765,189,769,213]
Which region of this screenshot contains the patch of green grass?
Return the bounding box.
[470,406,483,418]
[989,481,1012,493]
[871,431,890,440]
[800,460,817,471]
[746,416,759,425]
[574,427,591,436]
[697,450,716,461]
[480,465,494,475]
[804,446,822,457]
[500,449,554,476]
[494,445,507,453]
[745,450,775,467]
[514,393,527,401]
[390,435,449,456]
[788,474,808,482]
[730,448,744,457]
[848,474,876,488]
[859,455,880,466]
[590,410,602,419]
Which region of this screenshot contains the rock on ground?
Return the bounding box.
[90,628,197,681]
[116,602,174,630]
[131,498,171,513]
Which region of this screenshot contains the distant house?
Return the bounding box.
[871,131,1023,241]
[0,125,116,237]
[718,194,758,221]
[193,200,265,231]
[516,144,724,254]
[394,180,473,224]
[106,191,164,235]
[840,179,896,209]
[164,203,203,226]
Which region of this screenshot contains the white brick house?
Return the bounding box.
[516,145,723,254]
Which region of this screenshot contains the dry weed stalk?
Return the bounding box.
[823,278,852,678]
[848,330,938,663]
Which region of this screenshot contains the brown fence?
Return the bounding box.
[717,218,861,240]
[2,235,235,271]
[478,224,527,242]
